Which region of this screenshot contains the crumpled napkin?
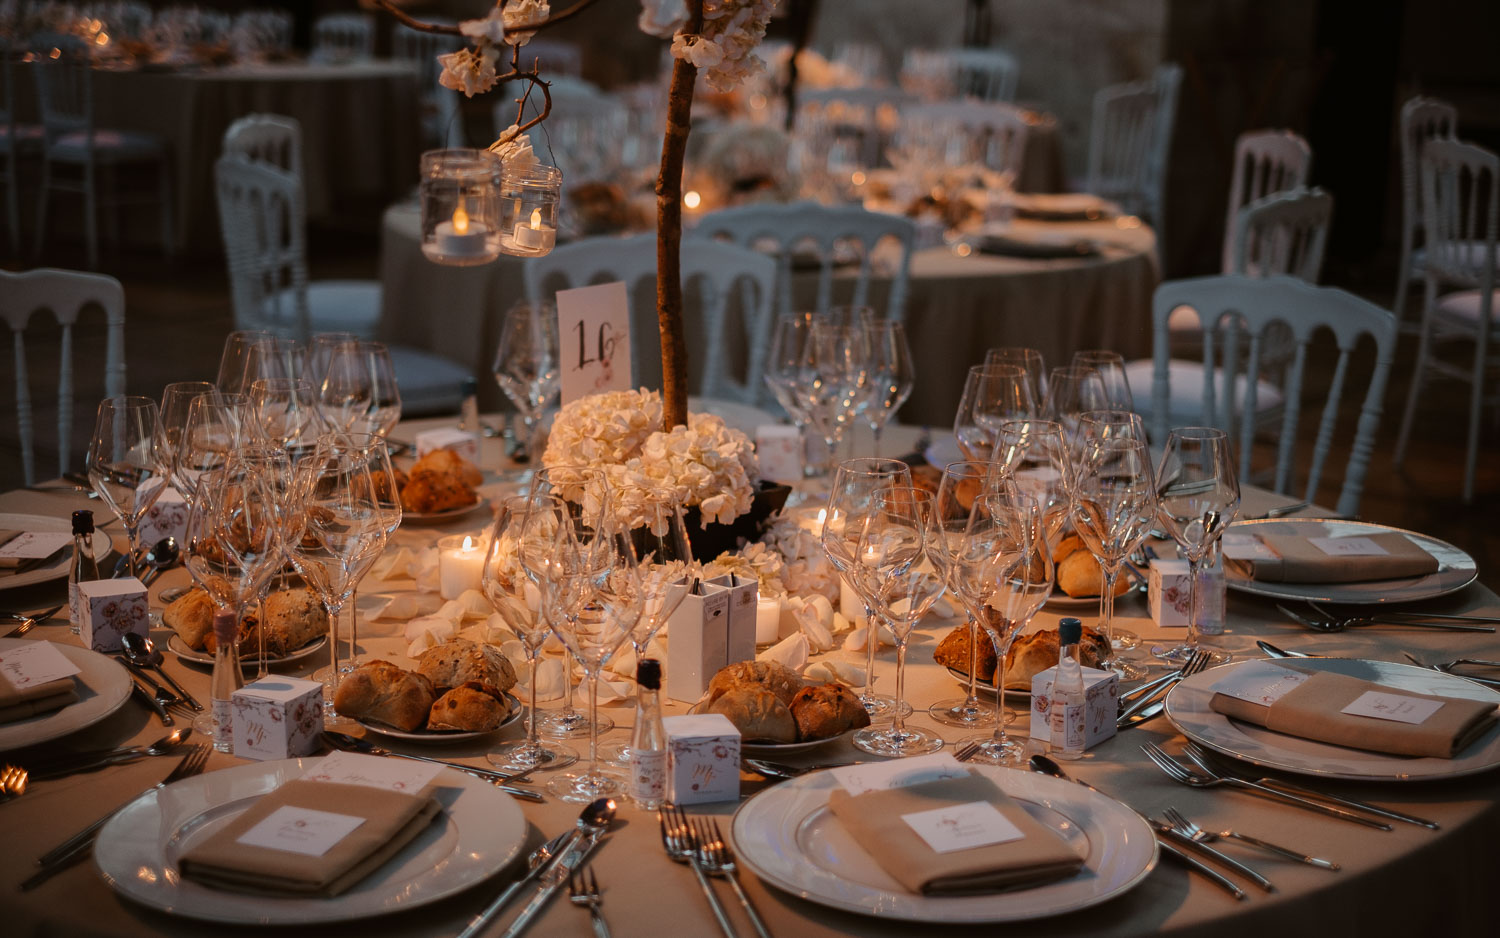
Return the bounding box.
[758,632,809,671]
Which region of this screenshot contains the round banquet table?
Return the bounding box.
[378,206,1158,424]
[2,421,1496,938]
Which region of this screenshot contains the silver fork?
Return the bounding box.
[1117,650,1211,725]
[568,865,611,938]
[660,807,737,938]
[1139,742,1391,830]
[694,817,773,938]
[953,741,982,762]
[1162,807,1339,870]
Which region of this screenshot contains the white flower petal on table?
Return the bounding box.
[759,632,809,671]
[806,660,867,687]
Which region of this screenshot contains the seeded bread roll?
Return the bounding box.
[705,661,804,707]
[333,660,436,732]
[415,639,517,694]
[1003,626,1113,689]
[400,469,478,514]
[789,682,871,740]
[706,686,798,743]
[411,449,483,488]
[932,623,999,682]
[427,681,510,731]
[163,588,216,651]
[243,587,325,657]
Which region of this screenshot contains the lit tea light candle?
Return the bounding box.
[683,190,702,210]
[798,508,826,537]
[512,207,555,252]
[438,534,486,600]
[434,205,490,258]
[755,596,781,645]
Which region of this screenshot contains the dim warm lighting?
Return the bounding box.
[851,171,867,186]
[529,208,542,229]
[954,242,973,257]
[452,205,470,235]
[683,190,702,209]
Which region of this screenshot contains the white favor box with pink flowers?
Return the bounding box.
[138,486,188,549]
[232,676,324,761]
[76,578,149,652]
[662,713,741,804]
[1028,666,1119,750]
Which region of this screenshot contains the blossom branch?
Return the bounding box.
[372,0,612,38]
[656,0,704,431]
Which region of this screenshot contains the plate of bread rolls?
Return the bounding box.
[696,661,872,754]
[163,586,328,667]
[934,623,1112,698]
[335,639,522,741]
[393,450,489,524]
[1045,534,1135,608]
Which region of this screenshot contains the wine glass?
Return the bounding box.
[957,486,1054,765]
[924,459,1007,728]
[953,363,1036,460]
[1071,437,1156,680]
[852,487,947,757]
[248,377,318,452]
[493,300,560,468]
[305,332,358,394]
[862,320,915,457]
[985,347,1047,408]
[359,343,402,438]
[241,336,303,388]
[795,322,873,480]
[1072,350,1135,410]
[207,447,287,678]
[1152,427,1240,665]
[482,494,579,774]
[1070,408,1146,498]
[822,457,913,720]
[336,434,402,673]
[1043,365,1108,446]
[763,312,825,481]
[994,418,1072,549]
[159,381,216,458]
[215,330,273,395]
[86,396,168,579]
[172,393,247,506]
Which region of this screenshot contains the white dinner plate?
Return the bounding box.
[167,632,328,669]
[400,500,490,526]
[0,513,125,591]
[945,666,1030,701]
[94,756,528,924]
[741,727,856,756]
[356,691,522,743]
[1223,518,1477,604]
[731,764,1157,922]
[0,638,133,751]
[1165,657,1500,781]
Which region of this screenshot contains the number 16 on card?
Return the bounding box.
[556,281,633,404]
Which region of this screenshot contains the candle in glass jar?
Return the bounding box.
[434,205,490,258]
[798,508,827,537]
[755,596,781,644]
[839,575,866,629]
[438,534,485,600]
[512,208,555,252]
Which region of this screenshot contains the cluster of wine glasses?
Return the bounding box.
[764,306,915,481]
[492,300,561,476]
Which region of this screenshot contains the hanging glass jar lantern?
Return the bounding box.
[498,163,562,257]
[420,149,503,266]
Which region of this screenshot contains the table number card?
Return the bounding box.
[557,281,632,404]
[0,642,80,689]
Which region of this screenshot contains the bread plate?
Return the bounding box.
[401,500,489,526]
[944,665,1029,701]
[168,632,327,669]
[356,691,522,743]
[740,727,857,756]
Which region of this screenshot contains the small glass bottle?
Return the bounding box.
[208,608,244,753]
[630,658,667,810]
[67,509,100,635]
[1049,617,1087,760]
[458,376,480,433]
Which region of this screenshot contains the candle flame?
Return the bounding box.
[529,208,542,229]
[452,205,470,235]
[683,190,702,209]
[816,508,826,525]
[461,535,474,551]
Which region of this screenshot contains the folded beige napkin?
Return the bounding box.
[828,770,1084,896]
[0,674,78,724]
[0,529,26,570]
[1211,668,1498,758]
[179,779,441,897]
[1246,533,1438,583]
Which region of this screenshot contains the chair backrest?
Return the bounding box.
[223,113,303,181]
[1419,138,1497,296]
[1150,275,1396,517]
[30,33,91,140]
[1222,129,1312,272]
[1399,96,1458,249]
[393,23,464,148]
[0,268,126,486]
[1232,187,1334,283]
[695,200,917,328]
[311,13,374,63]
[947,48,1019,102]
[1086,79,1158,217]
[521,233,777,403]
[213,155,311,340]
[798,87,914,167]
[910,100,1030,177]
[514,38,582,77]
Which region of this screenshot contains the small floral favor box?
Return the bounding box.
[1148,558,1226,632]
[139,486,188,549]
[1029,666,1119,750]
[77,578,149,652]
[415,427,480,463]
[663,713,741,805]
[232,676,324,761]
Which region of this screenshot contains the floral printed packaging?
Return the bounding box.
[139,486,188,549]
[1029,666,1119,750]
[232,677,324,761]
[662,713,741,805]
[1149,558,1225,632]
[77,578,149,652]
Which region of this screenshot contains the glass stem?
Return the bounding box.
[347,592,358,669]
[1098,564,1119,650]
[586,672,600,780]
[251,597,267,681]
[124,523,141,579]
[990,631,1009,745]
[963,612,981,708]
[1185,553,1202,650]
[560,653,577,717]
[862,604,878,703]
[326,600,343,696]
[525,645,542,753]
[872,422,883,457]
[892,637,907,735]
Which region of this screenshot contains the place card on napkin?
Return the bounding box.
[1209,665,1498,758]
[1241,532,1439,583]
[0,642,80,723]
[178,779,440,896]
[0,531,72,569]
[828,769,1085,896]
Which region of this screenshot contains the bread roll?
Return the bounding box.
[705,661,803,707]
[400,468,478,514]
[411,449,483,488]
[164,588,215,651]
[416,640,518,694]
[932,624,998,682]
[428,681,510,731]
[706,687,798,743]
[1002,626,1114,689]
[333,660,436,731]
[244,588,325,657]
[1057,549,1132,598]
[789,683,871,740]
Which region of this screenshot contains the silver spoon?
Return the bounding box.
[139,537,181,586]
[29,727,193,779]
[121,632,202,711]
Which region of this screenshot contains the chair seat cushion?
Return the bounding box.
[1411,242,1495,276]
[385,345,471,416]
[271,280,383,337]
[47,129,168,162]
[1434,289,1500,323]
[1123,358,1283,427]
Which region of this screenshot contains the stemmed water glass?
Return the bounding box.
[822,457,913,720]
[795,322,873,480]
[852,487,947,757]
[1044,365,1109,454]
[171,393,247,506]
[1072,350,1135,410]
[985,347,1047,408]
[861,320,915,457]
[86,396,168,579]
[215,330,272,395]
[764,312,824,482]
[1152,427,1239,665]
[159,381,217,457]
[953,363,1036,460]
[994,418,1072,549]
[336,434,402,673]
[1071,437,1157,680]
[493,300,561,469]
[248,377,318,452]
[482,494,579,774]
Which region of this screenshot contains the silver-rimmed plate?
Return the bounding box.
[0,513,125,591]
[945,666,1031,701]
[168,633,328,669]
[741,727,856,756]
[0,638,133,751]
[731,764,1157,922]
[356,691,523,743]
[94,756,528,924]
[1224,518,1477,604]
[400,500,489,526]
[1165,657,1500,781]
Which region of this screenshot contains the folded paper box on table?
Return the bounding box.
[1029,666,1119,750]
[755,425,803,483]
[139,486,188,550]
[414,427,479,463]
[665,580,731,703]
[233,676,325,761]
[77,577,149,652]
[1149,557,1225,632]
[663,712,741,804]
[706,574,758,666]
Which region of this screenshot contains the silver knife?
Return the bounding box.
[1117,698,1167,729]
[1156,836,1246,900]
[499,831,607,938]
[1153,821,1274,892]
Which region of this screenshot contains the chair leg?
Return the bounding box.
[1393,288,1437,469]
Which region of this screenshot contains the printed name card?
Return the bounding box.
[1210,660,1310,707]
[0,641,80,689]
[301,752,441,793]
[1221,532,1278,561]
[0,532,73,560]
[237,806,367,857]
[831,752,966,795]
[1341,691,1446,725]
[1308,536,1389,557]
[901,801,1025,854]
[557,281,632,403]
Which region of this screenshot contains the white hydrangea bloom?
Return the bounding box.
[760,513,839,601]
[489,123,539,171]
[669,0,777,92]
[638,0,689,37]
[459,11,506,44]
[437,43,501,97]
[503,0,551,46]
